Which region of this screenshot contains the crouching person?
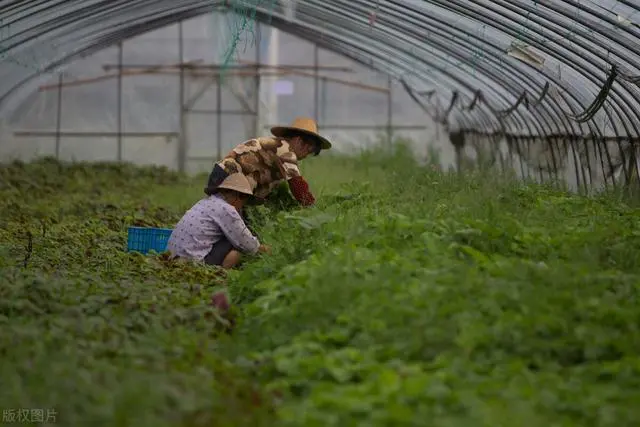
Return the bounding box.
[167,173,270,269]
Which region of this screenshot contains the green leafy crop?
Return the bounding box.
[1,149,639,426]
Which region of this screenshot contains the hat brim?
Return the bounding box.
[214,185,254,197]
[271,126,332,150]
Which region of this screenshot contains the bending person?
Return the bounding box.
[204,117,332,207]
[167,173,270,269]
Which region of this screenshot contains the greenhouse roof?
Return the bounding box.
[1,0,640,137]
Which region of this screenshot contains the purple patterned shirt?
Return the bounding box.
[167,194,260,261]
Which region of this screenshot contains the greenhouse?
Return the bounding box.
[1,1,640,426]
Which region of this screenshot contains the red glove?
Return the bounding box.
[288,175,316,206]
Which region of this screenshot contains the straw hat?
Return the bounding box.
[217,173,254,196]
[271,117,332,150]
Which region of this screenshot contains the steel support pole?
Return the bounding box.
[117,42,123,162]
[253,23,261,137]
[55,73,63,159]
[320,77,327,123]
[177,21,186,173]
[216,75,222,160]
[387,76,393,148]
[314,43,319,123]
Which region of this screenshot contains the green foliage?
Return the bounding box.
[1,151,640,426]
[0,158,272,426]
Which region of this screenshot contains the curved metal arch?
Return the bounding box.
[2,1,182,50]
[484,0,640,136]
[365,29,547,133]
[548,0,640,62]
[254,6,539,139]
[404,18,569,137]
[441,0,640,140]
[448,1,634,186]
[0,2,502,122]
[491,0,640,135]
[320,0,608,137]
[292,2,530,131]
[374,0,637,183]
[0,0,578,133]
[297,27,518,133]
[1,0,639,145]
[396,33,566,137]
[303,1,557,135]
[396,0,603,108]
[363,3,560,135]
[0,3,220,109]
[281,9,530,134]
[366,0,591,138]
[319,0,556,130]
[404,7,612,137]
[374,0,640,137]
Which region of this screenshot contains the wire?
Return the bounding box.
[568,64,617,123]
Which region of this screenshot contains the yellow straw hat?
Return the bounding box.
[271,117,332,150]
[217,173,254,196]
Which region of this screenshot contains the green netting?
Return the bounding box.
[217,0,277,82]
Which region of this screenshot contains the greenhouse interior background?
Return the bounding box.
[0,13,450,173]
[1,0,639,194]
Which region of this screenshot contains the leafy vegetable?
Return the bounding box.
[1,149,640,426]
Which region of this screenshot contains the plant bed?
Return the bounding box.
[1,151,639,426]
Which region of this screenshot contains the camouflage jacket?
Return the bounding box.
[216,137,301,200]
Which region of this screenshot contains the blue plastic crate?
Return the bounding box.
[127,226,173,254]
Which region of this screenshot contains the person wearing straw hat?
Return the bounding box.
[204,117,332,208]
[167,173,270,269]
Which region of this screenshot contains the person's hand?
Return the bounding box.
[258,244,271,254]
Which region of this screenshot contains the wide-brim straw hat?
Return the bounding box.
[271,117,332,150]
[217,173,254,196]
